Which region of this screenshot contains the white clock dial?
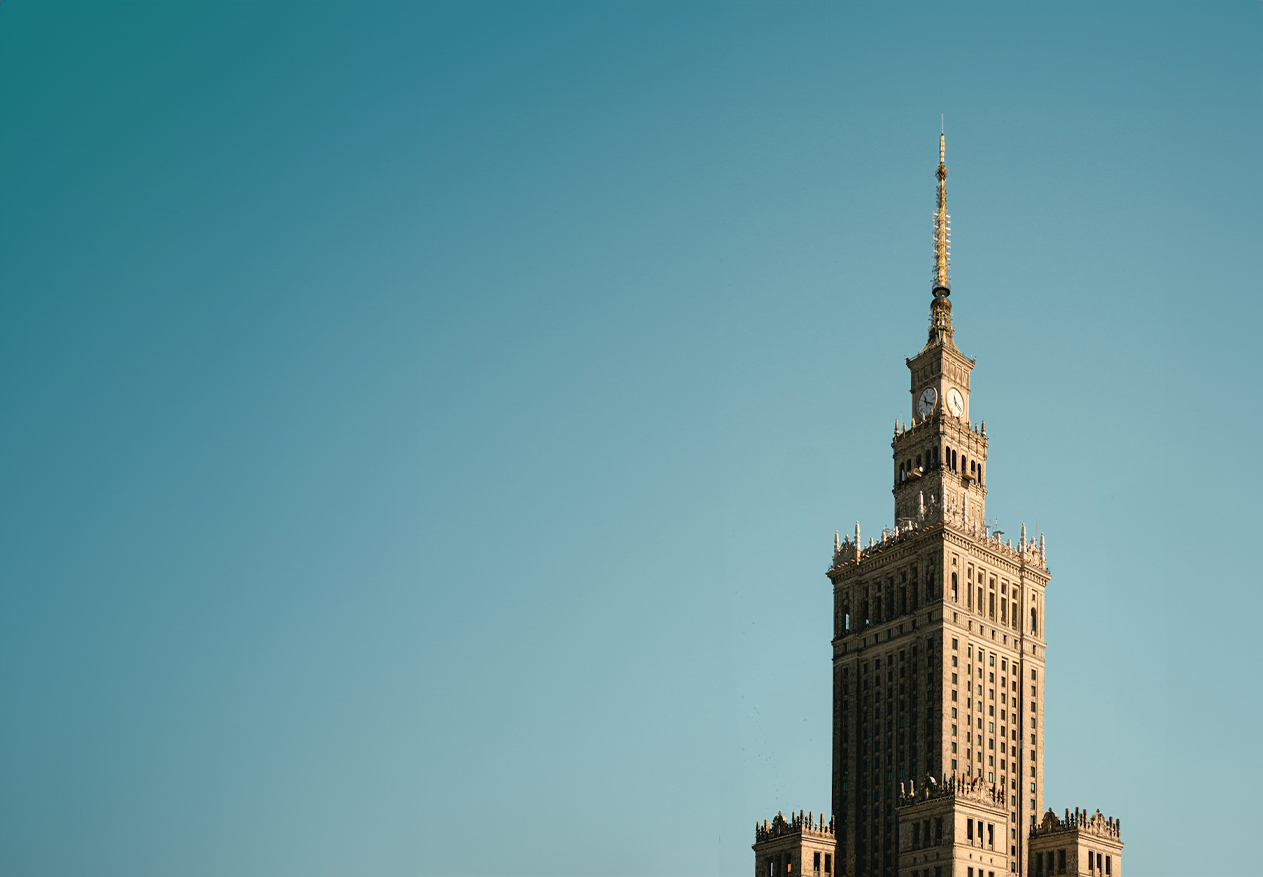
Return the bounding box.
[947,387,965,417]
[917,388,937,416]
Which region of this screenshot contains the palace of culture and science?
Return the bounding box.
[751,136,1124,877]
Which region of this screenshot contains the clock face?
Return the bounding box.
[917,388,937,416]
[947,387,965,417]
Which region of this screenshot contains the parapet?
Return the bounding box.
[1031,807,1121,842]
[754,810,835,843]
[896,772,1007,809]
[830,516,1047,574]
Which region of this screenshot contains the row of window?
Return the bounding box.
[894,444,983,486]
[1032,849,1110,876]
[761,851,833,876]
[966,818,997,849]
[910,817,943,848]
[838,565,937,634]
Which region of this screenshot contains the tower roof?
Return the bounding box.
[925,125,957,351]
[933,125,951,296]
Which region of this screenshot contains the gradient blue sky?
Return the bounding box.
[1,3,1260,875]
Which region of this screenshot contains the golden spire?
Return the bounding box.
[933,124,950,295]
[926,123,955,347]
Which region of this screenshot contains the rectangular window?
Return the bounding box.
[967,819,974,840]
[1104,856,1110,875]
[814,852,821,871]
[825,854,831,873]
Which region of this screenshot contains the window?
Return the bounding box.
[967,819,974,841]
[825,854,831,873]
[814,852,821,872]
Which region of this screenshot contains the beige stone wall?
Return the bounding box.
[896,792,1012,877]
[752,832,836,877]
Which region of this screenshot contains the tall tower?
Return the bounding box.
[827,133,1051,877]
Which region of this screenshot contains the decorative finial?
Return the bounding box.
[934,129,950,295]
[927,126,954,346]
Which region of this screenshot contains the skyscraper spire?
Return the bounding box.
[933,128,951,295]
[927,126,955,346]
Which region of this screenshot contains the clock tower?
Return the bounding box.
[753,130,1125,877]
[893,133,987,528]
[827,132,1050,877]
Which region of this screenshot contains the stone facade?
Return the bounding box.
[1027,809,1122,877]
[753,811,837,877]
[752,134,1123,877]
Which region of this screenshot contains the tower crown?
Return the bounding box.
[929,128,955,346]
[933,127,951,296]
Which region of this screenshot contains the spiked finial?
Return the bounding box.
[933,130,951,295]
[926,126,955,347]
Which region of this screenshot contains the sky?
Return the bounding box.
[1,3,1260,875]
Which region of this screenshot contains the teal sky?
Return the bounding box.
[1,3,1259,875]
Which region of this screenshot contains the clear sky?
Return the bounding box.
[1,3,1259,875]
